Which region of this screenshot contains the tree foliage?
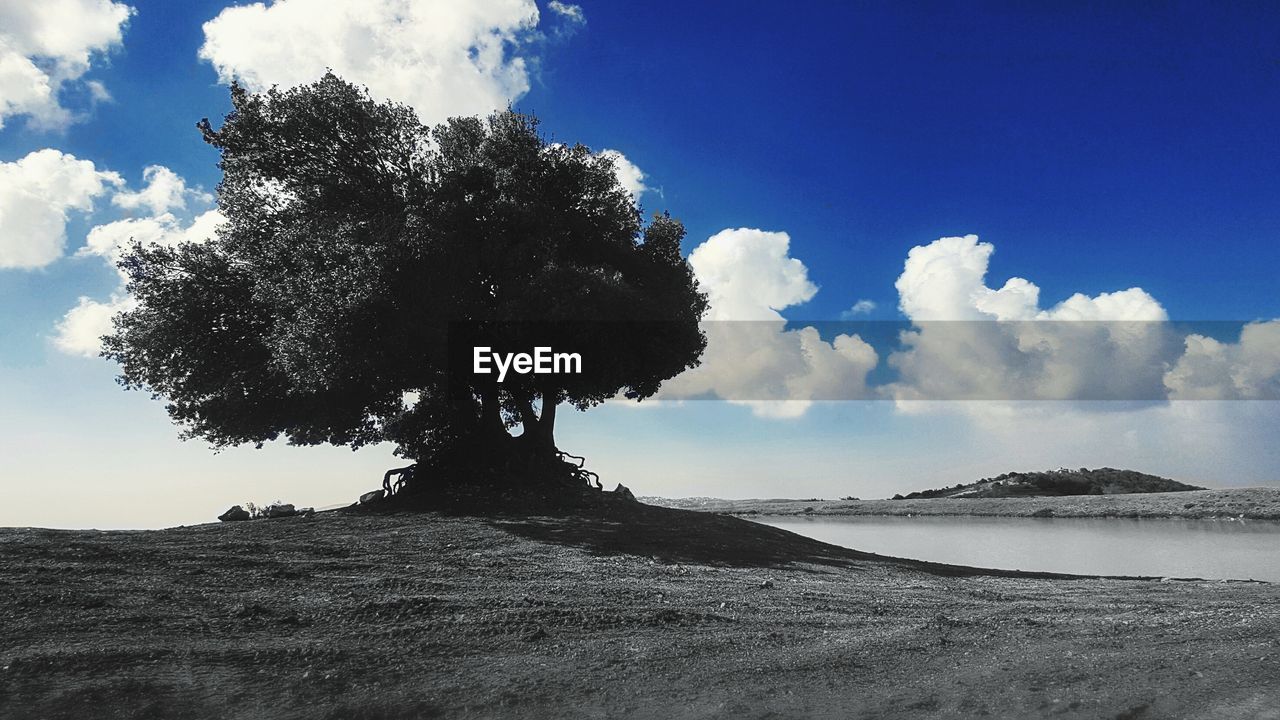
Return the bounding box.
[104,73,706,481]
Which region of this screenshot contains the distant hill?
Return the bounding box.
[892,468,1204,500]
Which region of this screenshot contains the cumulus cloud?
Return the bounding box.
[660,228,878,416]
[888,235,1173,402]
[112,165,211,216]
[52,294,135,357]
[0,0,133,129]
[893,235,1166,323]
[1165,321,1280,400]
[656,230,1277,410]
[52,163,223,357]
[688,228,817,322]
[54,208,223,356]
[79,209,225,270]
[0,149,122,269]
[597,149,648,203]
[199,0,541,128]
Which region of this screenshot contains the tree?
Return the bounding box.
[103,73,707,499]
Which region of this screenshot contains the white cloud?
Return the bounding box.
[55,208,223,356]
[0,0,133,129]
[547,1,584,25]
[888,234,1172,402]
[78,209,224,275]
[841,299,876,318]
[1165,321,1280,400]
[687,228,817,322]
[662,231,1278,410]
[895,235,1166,323]
[0,149,122,269]
[54,162,223,358]
[661,228,877,416]
[112,165,211,216]
[199,0,540,128]
[53,293,135,357]
[183,208,225,245]
[598,149,648,203]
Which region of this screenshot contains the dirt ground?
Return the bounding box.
[1,501,1278,719]
[648,487,1280,520]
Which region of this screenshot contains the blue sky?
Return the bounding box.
[1,1,1278,527]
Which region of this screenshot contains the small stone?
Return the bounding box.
[218,505,251,522]
[759,580,774,589]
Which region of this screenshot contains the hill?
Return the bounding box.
[1,503,1277,718]
[892,467,1204,500]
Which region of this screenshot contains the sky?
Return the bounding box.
[1,1,1278,528]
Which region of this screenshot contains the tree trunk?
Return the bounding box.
[479,383,505,439]
[537,396,557,448]
[516,392,557,456]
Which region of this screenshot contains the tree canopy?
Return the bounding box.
[104,73,706,488]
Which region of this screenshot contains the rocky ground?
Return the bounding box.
[647,487,1280,520]
[1,500,1278,719]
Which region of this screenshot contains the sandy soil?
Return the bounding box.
[646,487,1280,520]
[1,501,1278,719]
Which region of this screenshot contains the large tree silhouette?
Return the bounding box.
[104,73,706,498]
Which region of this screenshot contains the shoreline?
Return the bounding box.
[644,486,1280,520]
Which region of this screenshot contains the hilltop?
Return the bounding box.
[892,467,1204,500]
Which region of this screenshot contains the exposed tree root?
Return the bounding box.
[363,444,617,514]
[557,451,602,490]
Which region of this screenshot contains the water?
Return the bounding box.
[758,515,1280,581]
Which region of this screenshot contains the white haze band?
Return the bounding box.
[473,346,583,382]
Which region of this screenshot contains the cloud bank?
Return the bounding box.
[0,0,132,130]
[657,231,1278,413]
[888,235,1174,402]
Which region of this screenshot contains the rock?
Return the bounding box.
[359,490,384,504]
[265,503,297,518]
[612,483,637,501]
[298,507,315,517]
[759,580,774,589]
[218,505,251,522]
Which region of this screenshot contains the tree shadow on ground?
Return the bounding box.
[490,501,871,570]
[491,500,1115,579]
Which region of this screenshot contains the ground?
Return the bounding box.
[1,502,1278,719]
[647,487,1280,520]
